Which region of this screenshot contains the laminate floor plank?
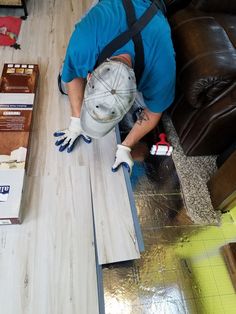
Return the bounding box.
[53,99,140,265]
[85,129,140,264]
[0,166,99,314]
[0,0,109,311]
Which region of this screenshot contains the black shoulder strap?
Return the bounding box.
[96,0,158,85]
[154,0,167,15]
[121,0,145,85]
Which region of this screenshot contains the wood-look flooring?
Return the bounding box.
[87,129,140,264]
[0,1,140,312]
[0,166,99,314]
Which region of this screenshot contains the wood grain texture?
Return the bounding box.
[86,130,140,264]
[0,2,100,312]
[0,166,99,314]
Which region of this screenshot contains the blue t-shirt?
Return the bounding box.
[62,0,176,113]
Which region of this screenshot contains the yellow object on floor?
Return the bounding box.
[172,207,236,314]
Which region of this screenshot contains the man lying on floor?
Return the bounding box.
[54,0,176,173]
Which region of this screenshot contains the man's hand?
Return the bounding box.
[54,117,91,153]
[112,144,134,174]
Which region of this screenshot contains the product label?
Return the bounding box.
[0,185,10,202]
[0,108,32,131]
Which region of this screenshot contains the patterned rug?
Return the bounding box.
[162,114,221,225]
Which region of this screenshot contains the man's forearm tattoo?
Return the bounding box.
[137,110,149,125]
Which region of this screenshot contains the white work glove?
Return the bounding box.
[112,144,134,174]
[54,117,91,153]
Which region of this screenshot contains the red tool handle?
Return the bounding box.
[154,133,170,155]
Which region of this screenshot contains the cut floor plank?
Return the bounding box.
[0,166,99,314]
[86,129,140,265]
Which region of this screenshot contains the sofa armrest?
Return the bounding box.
[180,55,236,109]
[190,0,236,14]
[171,8,236,108]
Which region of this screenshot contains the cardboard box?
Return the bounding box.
[0,63,39,224]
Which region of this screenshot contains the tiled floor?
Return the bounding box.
[103,138,236,314]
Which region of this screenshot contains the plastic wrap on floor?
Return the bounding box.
[103,227,207,314]
[131,145,193,227]
[131,154,181,195]
[103,152,199,313]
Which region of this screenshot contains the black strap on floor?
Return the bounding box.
[96,0,159,85]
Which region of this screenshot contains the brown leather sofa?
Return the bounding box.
[168,0,236,155]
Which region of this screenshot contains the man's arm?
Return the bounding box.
[66,77,86,117]
[122,108,162,148]
[53,77,91,153]
[112,108,161,173]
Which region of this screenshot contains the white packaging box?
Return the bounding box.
[0,169,25,224]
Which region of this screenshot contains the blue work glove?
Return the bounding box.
[54,117,91,153]
[112,144,134,174]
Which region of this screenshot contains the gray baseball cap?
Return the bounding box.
[80,59,137,138]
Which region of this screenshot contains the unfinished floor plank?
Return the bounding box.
[87,129,140,265]
[0,166,99,314]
